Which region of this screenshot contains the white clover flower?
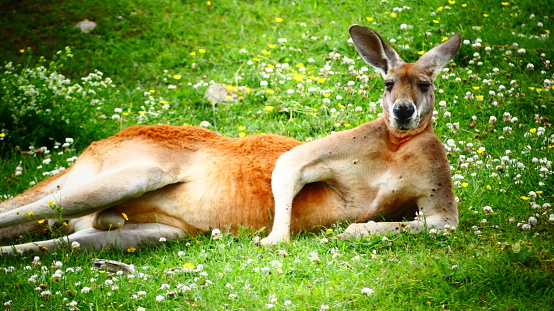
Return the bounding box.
[211,228,222,240]
[361,287,375,295]
[483,206,493,214]
[549,214,554,222]
[528,216,537,224]
[155,295,165,302]
[521,223,531,230]
[160,283,170,290]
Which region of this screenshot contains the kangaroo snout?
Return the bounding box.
[391,102,417,129]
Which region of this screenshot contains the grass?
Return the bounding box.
[1,0,553,309]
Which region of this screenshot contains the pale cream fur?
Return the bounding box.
[0,26,461,254]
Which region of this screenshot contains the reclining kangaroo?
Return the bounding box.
[0,25,461,254]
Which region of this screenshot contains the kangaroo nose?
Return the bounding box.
[393,103,415,120]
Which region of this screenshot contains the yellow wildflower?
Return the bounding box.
[261,50,271,55]
[122,213,129,221]
[190,51,196,56]
[238,126,247,131]
[418,51,426,55]
[486,185,492,190]
[295,63,304,68]
[183,263,195,270]
[461,182,469,188]
[501,2,509,5]
[448,0,456,4]
[199,49,206,54]
[127,247,136,252]
[265,106,274,111]
[483,14,489,17]
[28,211,35,216]
[275,17,283,23]
[239,132,246,137]
[290,73,305,81]
[38,219,45,224]
[390,12,397,18]
[268,44,276,49]
[19,49,25,53]
[365,17,374,22]
[530,128,537,133]
[47,200,55,206]
[461,3,467,7]
[520,196,529,200]
[173,74,182,79]
[266,89,275,94]
[317,78,327,83]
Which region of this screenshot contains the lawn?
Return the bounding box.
[0,0,553,310]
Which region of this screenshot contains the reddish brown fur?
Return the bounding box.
[0,25,461,252]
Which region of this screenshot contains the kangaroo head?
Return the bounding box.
[349,25,461,137]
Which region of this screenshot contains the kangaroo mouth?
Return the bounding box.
[391,116,420,131]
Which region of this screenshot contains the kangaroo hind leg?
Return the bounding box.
[0,162,178,231]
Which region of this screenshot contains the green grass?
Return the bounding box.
[1,0,553,309]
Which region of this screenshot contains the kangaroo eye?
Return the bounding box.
[384,81,394,91]
[418,82,431,91]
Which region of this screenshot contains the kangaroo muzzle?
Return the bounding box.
[391,101,418,130]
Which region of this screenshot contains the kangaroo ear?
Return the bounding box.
[349,25,403,78]
[416,33,462,81]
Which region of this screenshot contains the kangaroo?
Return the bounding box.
[0,25,461,254]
